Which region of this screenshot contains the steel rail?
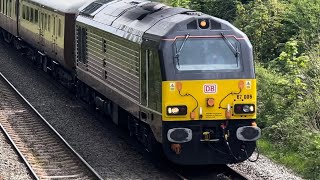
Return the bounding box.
[0,72,104,180]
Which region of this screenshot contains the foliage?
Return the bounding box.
[284,0,320,48]
[270,40,309,76]
[234,0,288,63]
[161,0,190,8]
[189,0,237,22]
[160,0,320,178]
[161,0,237,22]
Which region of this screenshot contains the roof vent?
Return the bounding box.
[80,0,112,16]
[81,3,102,16]
[182,11,202,16]
[137,2,166,20]
[129,1,140,5]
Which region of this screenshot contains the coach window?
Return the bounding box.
[3,0,5,14]
[26,6,30,21]
[30,8,34,22]
[0,0,3,13]
[41,13,44,29]
[48,15,50,32]
[2,0,4,13]
[21,5,24,19]
[8,0,11,17]
[58,19,61,37]
[53,17,55,35]
[44,14,47,30]
[4,0,6,14]
[34,9,38,23]
[2,0,3,13]
[4,0,7,15]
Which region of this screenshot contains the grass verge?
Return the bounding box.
[258,138,319,180]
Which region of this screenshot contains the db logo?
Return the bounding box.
[204,84,217,94]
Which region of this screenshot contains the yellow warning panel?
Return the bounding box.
[162,79,257,121]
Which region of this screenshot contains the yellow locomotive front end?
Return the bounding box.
[159,17,261,165]
[161,79,260,165]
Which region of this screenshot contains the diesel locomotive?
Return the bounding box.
[0,0,261,165]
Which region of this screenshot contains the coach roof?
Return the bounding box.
[29,0,95,13]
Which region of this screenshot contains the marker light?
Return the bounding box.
[200,20,207,27]
[199,19,209,29]
[176,82,182,91]
[238,80,244,90]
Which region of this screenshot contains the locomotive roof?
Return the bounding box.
[77,0,247,42]
[30,0,95,13]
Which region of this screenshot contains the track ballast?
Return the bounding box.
[0,73,103,180]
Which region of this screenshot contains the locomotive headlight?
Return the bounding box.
[167,105,188,115]
[243,105,250,113]
[171,107,180,114]
[234,104,255,114]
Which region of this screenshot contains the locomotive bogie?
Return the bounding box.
[75,20,164,142]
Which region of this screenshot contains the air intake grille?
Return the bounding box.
[81,0,112,16]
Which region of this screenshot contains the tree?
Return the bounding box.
[189,0,237,22]
[234,0,288,63]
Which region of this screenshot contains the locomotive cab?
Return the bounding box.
[159,17,261,165]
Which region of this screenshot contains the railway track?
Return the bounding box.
[0,73,103,180]
[172,164,249,180]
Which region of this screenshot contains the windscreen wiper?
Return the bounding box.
[174,33,190,67]
[220,32,240,57]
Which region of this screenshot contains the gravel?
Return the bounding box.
[0,130,33,180]
[0,41,306,180]
[229,153,305,180]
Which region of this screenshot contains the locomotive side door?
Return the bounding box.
[140,47,148,107]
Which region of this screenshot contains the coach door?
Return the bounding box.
[38,11,45,49]
[51,14,57,56]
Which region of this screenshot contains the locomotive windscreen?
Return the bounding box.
[174,37,241,71]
